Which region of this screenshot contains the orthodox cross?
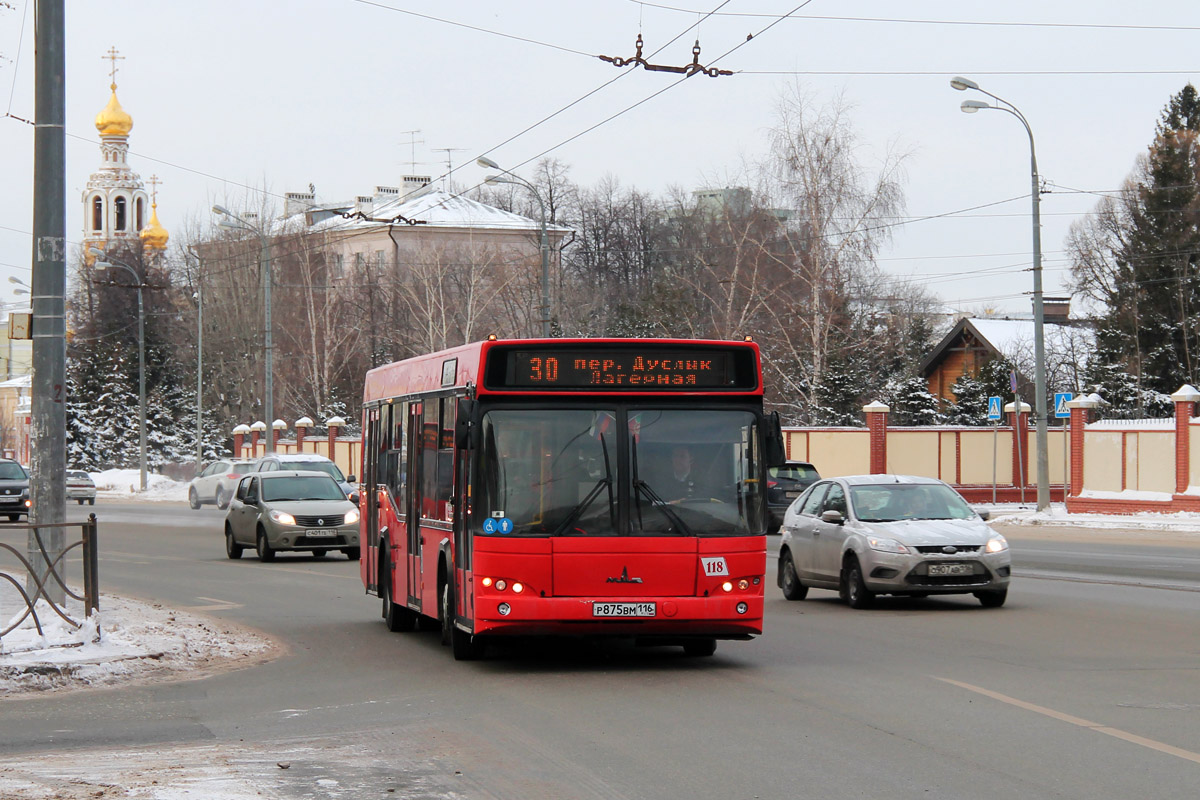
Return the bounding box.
[147,174,161,203]
[103,46,125,87]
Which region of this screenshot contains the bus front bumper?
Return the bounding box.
[470,594,763,638]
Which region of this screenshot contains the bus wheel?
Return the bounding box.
[683,638,717,657]
[442,579,482,660]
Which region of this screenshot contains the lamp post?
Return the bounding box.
[476,157,551,337]
[212,205,275,452]
[951,76,1050,512]
[89,248,147,492]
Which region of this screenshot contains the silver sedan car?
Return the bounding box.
[224,471,360,562]
[777,475,1010,608]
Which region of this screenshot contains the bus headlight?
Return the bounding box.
[495,579,507,591]
[721,581,733,592]
[511,582,524,594]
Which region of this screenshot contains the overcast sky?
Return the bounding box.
[2,1,1198,318]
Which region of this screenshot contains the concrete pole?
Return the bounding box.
[28,0,66,602]
[136,283,146,491]
[195,279,203,472]
[261,233,274,453]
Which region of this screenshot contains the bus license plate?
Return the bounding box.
[306,530,337,538]
[928,563,972,576]
[592,602,656,618]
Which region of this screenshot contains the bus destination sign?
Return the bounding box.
[493,347,754,390]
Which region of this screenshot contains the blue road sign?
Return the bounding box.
[1054,392,1074,418]
[987,396,1003,421]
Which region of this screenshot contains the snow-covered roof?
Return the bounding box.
[921,316,1095,380]
[0,375,31,389]
[305,188,571,235]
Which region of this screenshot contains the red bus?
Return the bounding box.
[359,338,784,659]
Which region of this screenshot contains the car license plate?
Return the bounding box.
[592,602,656,618]
[785,491,800,498]
[0,496,17,503]
[306,529,338,538]
[928,563,973,576]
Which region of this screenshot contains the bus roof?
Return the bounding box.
[363,338,763,404]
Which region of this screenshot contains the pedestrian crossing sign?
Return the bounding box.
[1054,392,1073,418]
[987,396,1003,421]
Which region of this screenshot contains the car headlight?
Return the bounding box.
[985,534,1009,553]
[344,508,360,525]
[867,536,909,554]
[269,510,296,525]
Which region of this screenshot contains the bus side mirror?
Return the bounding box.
[765,411,786,467]
[456,398,478,450]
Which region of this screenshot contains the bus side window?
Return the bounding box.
[388,402,407,507]
[438,398,456,510]
[421,400,439,520]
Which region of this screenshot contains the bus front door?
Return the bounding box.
[406,402,423,611]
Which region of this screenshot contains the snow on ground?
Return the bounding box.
[92,468,190,502]
[989,502,1200,533]
[1,592,276,696]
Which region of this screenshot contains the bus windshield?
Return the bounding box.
[479,409,619,537]
[629,409,763,536]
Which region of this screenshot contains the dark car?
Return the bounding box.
[0,458,31,521]
[767,461,820,533]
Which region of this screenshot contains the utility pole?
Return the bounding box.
[29,0,67,602]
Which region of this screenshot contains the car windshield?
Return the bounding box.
[0,463,27,480]
[629,409,764,537]
[850,483,977,523]
[478,409,619,537]
[770,464,818,482]
[232,463,256,474]
[280,461,345,481]
[67,471,92,481]
[261,476,346,502]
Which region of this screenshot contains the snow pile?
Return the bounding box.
[1,593,276,695]
[990,504,1200,532]
[91,468,189,502]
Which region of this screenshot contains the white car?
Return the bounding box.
[777,475,1011,608]
[188,459,256,510]
[66,470,97,505]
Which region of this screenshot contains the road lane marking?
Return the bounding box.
[934,677,1200,765]
[188,596,244,611]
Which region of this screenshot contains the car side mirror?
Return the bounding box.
[975,507,992,521]
[346,474,356,484]
[349,492,360,505]
[820,509,845,525]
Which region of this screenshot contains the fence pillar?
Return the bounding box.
[272,419,286,452]
[250,420,266,457]
[232,424,250,459]
[326,415,346,463]
[1171,385,1200,494]
[295,416,313,456]
[863,401,889,474]
[1005,401,1031,489]
[1065,398,1096,497]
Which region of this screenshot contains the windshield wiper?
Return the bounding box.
[633,480,695,537]
[552,478,612,536]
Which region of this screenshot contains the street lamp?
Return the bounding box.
[89,247,147,492]
[212,205,275,452]
[951,76,1051,511]
[476,157,551,337]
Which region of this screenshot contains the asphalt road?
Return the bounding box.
[2,502,1198,799]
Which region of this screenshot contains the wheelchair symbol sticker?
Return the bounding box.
[482,517,514,534]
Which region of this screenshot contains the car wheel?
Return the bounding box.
[779,550,808,601]
[88,498,95,506]
[844,557,875,609]
[216,489,230,510]
[7,514,17,522]
[256,529,275,562]
[683,638,717,657]
[975,589,1008,608]
[76,499,84,505]
[344,547,361,561]
[225,527,243,559]
[188,488,201,510]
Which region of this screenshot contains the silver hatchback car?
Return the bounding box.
[778,475,1010,608]
[224,471,361,562]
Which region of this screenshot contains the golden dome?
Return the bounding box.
[95,83,133,136]
[140,203,169,250]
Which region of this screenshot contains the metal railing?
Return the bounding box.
[0,515,99,643]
